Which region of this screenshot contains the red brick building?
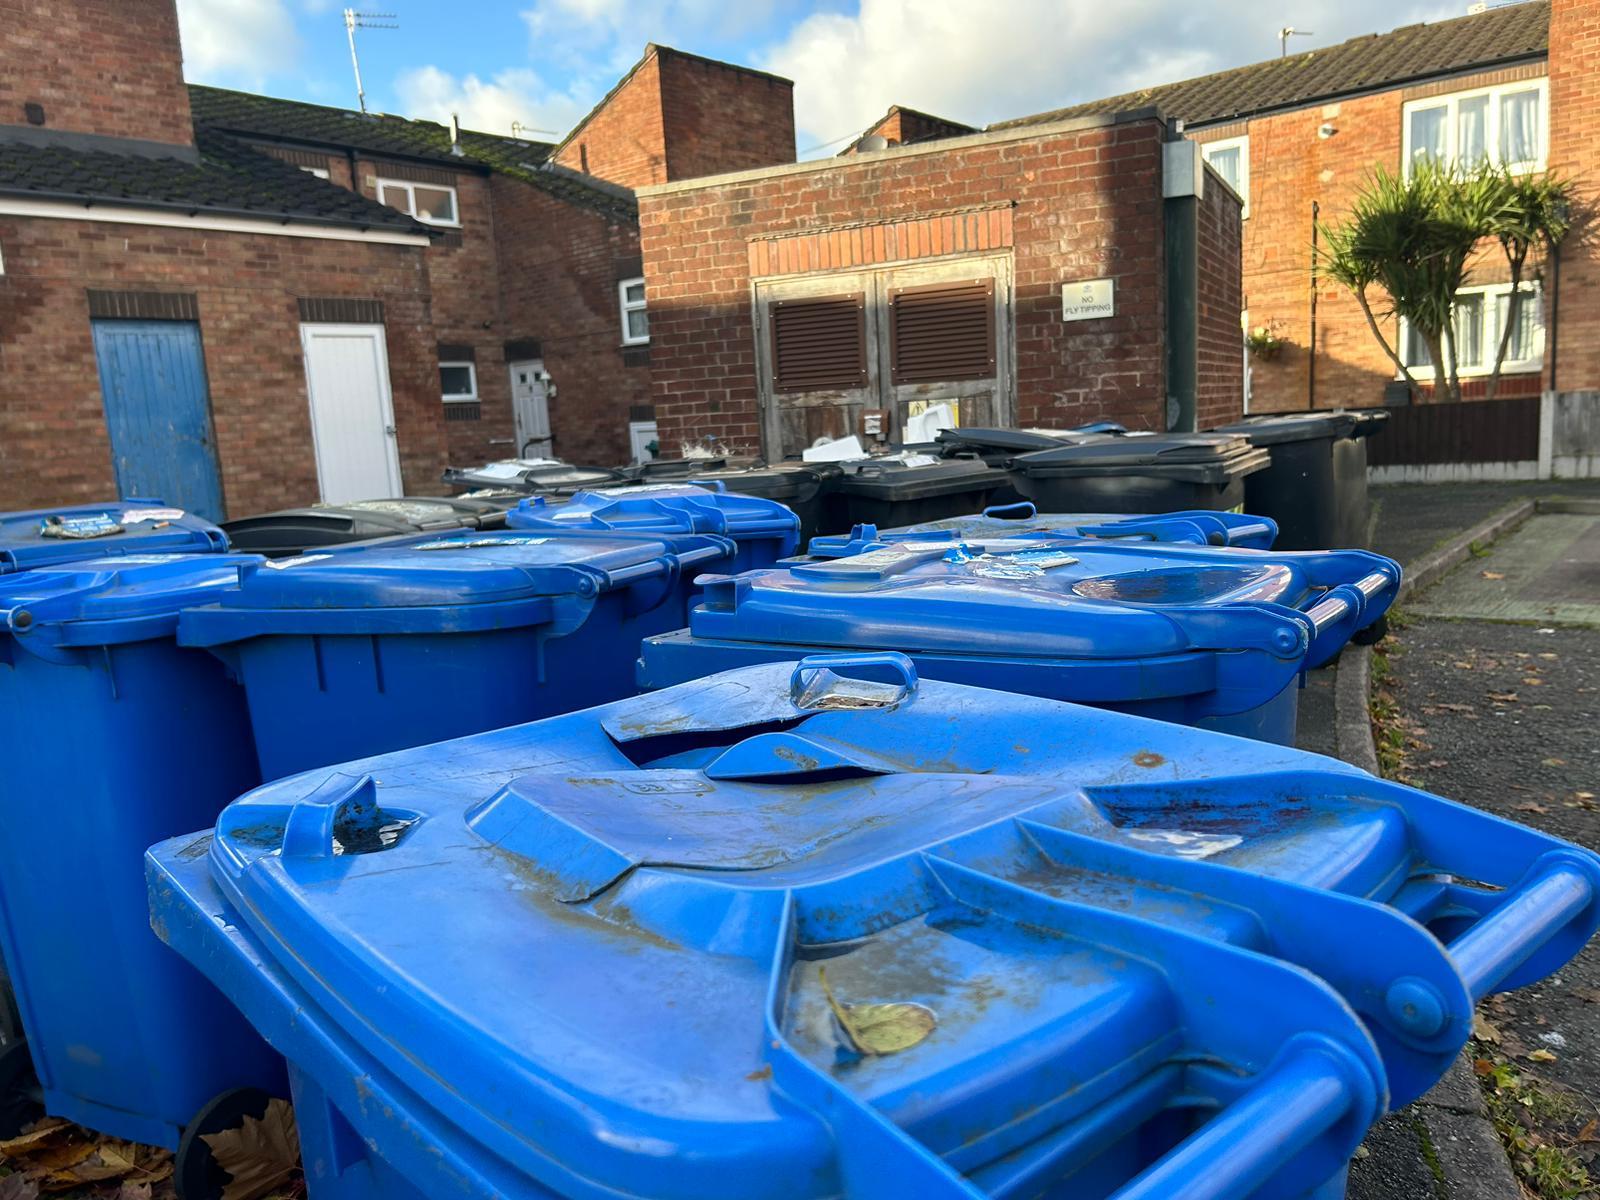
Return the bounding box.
[639,113,1244,457]
[992,0,1599,414]
[0,4,796,518]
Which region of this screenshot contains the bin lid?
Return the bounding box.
[637,462,838,503]
[0,552,259,646]
[0,501,228,574]
[223,497,506,557]
[443,459,625,494]
[1012,432,1270,482]
[508,484,800,545]
[1214,412,1358,446]
[177,530,734,643]
[807,505,1279,556]
[833,456,997,501]
[195,658,1417,1199]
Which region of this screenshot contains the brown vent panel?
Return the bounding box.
[770,294,867,393]
[889,279,995,384]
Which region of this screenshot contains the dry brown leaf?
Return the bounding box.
[1475,1014,1503,1044]
[0,1122,72,1159]
[1522,677,1544,686]
[200,1099,299,1200]
[1515,802,1550,814]
[1577,1118,1598,1143]
[1527,1048,1558,1063]
[1481,570,1506,580]
[1543,758,1567,767]
[1473,1057,1496,1076]
[1487,691,1520,703]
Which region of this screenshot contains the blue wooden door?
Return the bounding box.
[92,320,225,521]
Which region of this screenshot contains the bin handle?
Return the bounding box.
[281,774,379,860]
[790,652,918,710]
[981,501,1037,521]
[1447,851,1599,1000]
[1108,1037,1369,1200]
[1301,568,1397,665]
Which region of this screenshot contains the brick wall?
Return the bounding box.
[844,107,976,153]
[1201,63,1545,413]
[1196,164,1246,430]
[489,177,651,466]
[554,53,668,188]
[0,216,443,517]
[659,52,795,179]
[554,47,795,189]
[1548,0,1600,392]
[640,118,1178,453]
[0,0,194,147]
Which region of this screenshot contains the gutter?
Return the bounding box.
[0,185,435,238]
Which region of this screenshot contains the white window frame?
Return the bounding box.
[618,276,650,346]
[1201,135,1249,218]
[1401,78,1548,177]
[1398,281,1544,379]
[375,177,461,228]
[439,360,479,404]
[300,165,331,180]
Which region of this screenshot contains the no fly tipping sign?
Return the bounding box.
[1062,277,1114,322]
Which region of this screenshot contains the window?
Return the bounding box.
[376,178,460,226]
[1403,80,1547,175]
[439,361,478,403]
[1400,283,1544,377]
[1201,135,1249,217]
[300,165,331,180]
[618,277,649,345]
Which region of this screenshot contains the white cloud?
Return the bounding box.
[760,0,1468,155]
[176,0,303,87]
[393,65,588,137]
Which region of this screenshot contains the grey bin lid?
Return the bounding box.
[1214,411,1358,446]
[1012,433,1271,483]
[833,457,998,500]
[935,427,1083,455]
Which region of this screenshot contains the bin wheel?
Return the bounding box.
[0,1036,42,1139]
[1352,615,1390,646]
[175,1087,274,1200]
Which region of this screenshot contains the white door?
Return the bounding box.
[300,323,403,502]
[509,360,552,457]
[628,420,658,464]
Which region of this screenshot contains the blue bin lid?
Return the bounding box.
[0,552,259,649]
[808,503,1279,557]
[176,656,1595,1197]
[690,539,1399,675]
[0,500,228,575]
[177,529,736,643]
[507,484,801,547]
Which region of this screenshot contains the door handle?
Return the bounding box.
[384,425,397,437]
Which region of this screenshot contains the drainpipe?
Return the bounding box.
[1549,240,1562,393]
[1308,200,1319,411]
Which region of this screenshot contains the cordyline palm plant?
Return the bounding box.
[1318,164,1581,403]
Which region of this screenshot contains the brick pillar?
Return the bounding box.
[1547,0,1600,391]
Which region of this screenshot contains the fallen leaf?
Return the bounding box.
[1515,803,1550,815]
[1481,570,1506,579]
[1577,792,1596,802]
[1543,758,1567,767]
[1487,692,1520,703]
[1474,1057,1496,1076]
[1539,653,1559,660]
[0,1121,71,1157]
[820,967,937,1056]
[1577,1118,1598,1143]
[200,1101,300,1200]
[114,1184,151,1200]
[1436,701,1477,712]
[1522,677,1544,686]
[1528,1048,1558,1063]
[1426,760,1449,769]
[1475,1014,1503,1044]
[1453,661,1476,670]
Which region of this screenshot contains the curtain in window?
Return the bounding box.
[1208,146,1241,194]
[1410,105,1448,166]
[1457,95,1489,167]
[1501,90,1540,165]
[1496,289,1541,362]
[1403,323,1432,370]
[1454,294,1484,368]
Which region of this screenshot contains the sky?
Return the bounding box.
[176,0,1476,155]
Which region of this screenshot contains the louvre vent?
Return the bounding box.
[890,279,995,384]
[770,294,867,393]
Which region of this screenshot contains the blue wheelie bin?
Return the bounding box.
[147,656,1600,1200]
[505,483,800,573]
[806,500,1278,559]
[178,530,737,779]
[0,500,228,574]
[638,538,1401,745]
[0,554,285,1152]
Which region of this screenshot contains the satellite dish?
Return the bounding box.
[857,133,891,152]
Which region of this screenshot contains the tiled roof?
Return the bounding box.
[0,127,430,233]
[993,0,1549,130]
[189,85,637,221]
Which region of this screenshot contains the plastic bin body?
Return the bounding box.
[506,484,800,574]
[1215,412,1388,551]
[178,530,737,779]
[0,500,228,574]
[806,503,1279,558]
[0,555,284,1147]
[823,457,999,534]
[637,537,1401,745]
[223,496,510,559]
[1009,433,1270,515]
[147,657,1600,1200]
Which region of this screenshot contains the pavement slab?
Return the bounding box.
[1411,511,1600,627]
